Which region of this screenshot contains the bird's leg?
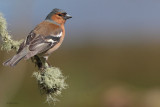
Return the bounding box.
[32,55,51,71]
[39,56,52,70]
[32,55,43,70]
[43,56,51,67]
[46,60,51,67]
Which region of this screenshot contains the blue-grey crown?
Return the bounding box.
[45,8,66,20]
[52,8,66,14]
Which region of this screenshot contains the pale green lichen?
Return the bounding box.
[0,12,68,104]
[33,66,67,103]
[0,13,22,51]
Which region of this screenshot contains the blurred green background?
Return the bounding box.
[1,0,160,107]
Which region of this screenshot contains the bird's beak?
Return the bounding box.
[64,14,72,20]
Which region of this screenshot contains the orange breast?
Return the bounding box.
[44,24,65,55]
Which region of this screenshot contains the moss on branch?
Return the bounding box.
[0,13,23,51]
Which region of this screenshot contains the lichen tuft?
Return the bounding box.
[33,66,68,103]
[0,13,22,51]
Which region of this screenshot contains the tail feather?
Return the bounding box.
[3,47,28,67]
[3,55,25,66]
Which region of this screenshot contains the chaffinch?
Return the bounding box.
[3,8,72,67]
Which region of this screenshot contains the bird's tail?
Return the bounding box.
[3,47,28,67]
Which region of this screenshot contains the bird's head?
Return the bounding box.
[46,8,72,25]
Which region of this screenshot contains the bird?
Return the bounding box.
[3,8,72,67]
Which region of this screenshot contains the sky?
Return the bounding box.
[1,0,160,44]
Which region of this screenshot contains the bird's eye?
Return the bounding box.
[58,14,62,16]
